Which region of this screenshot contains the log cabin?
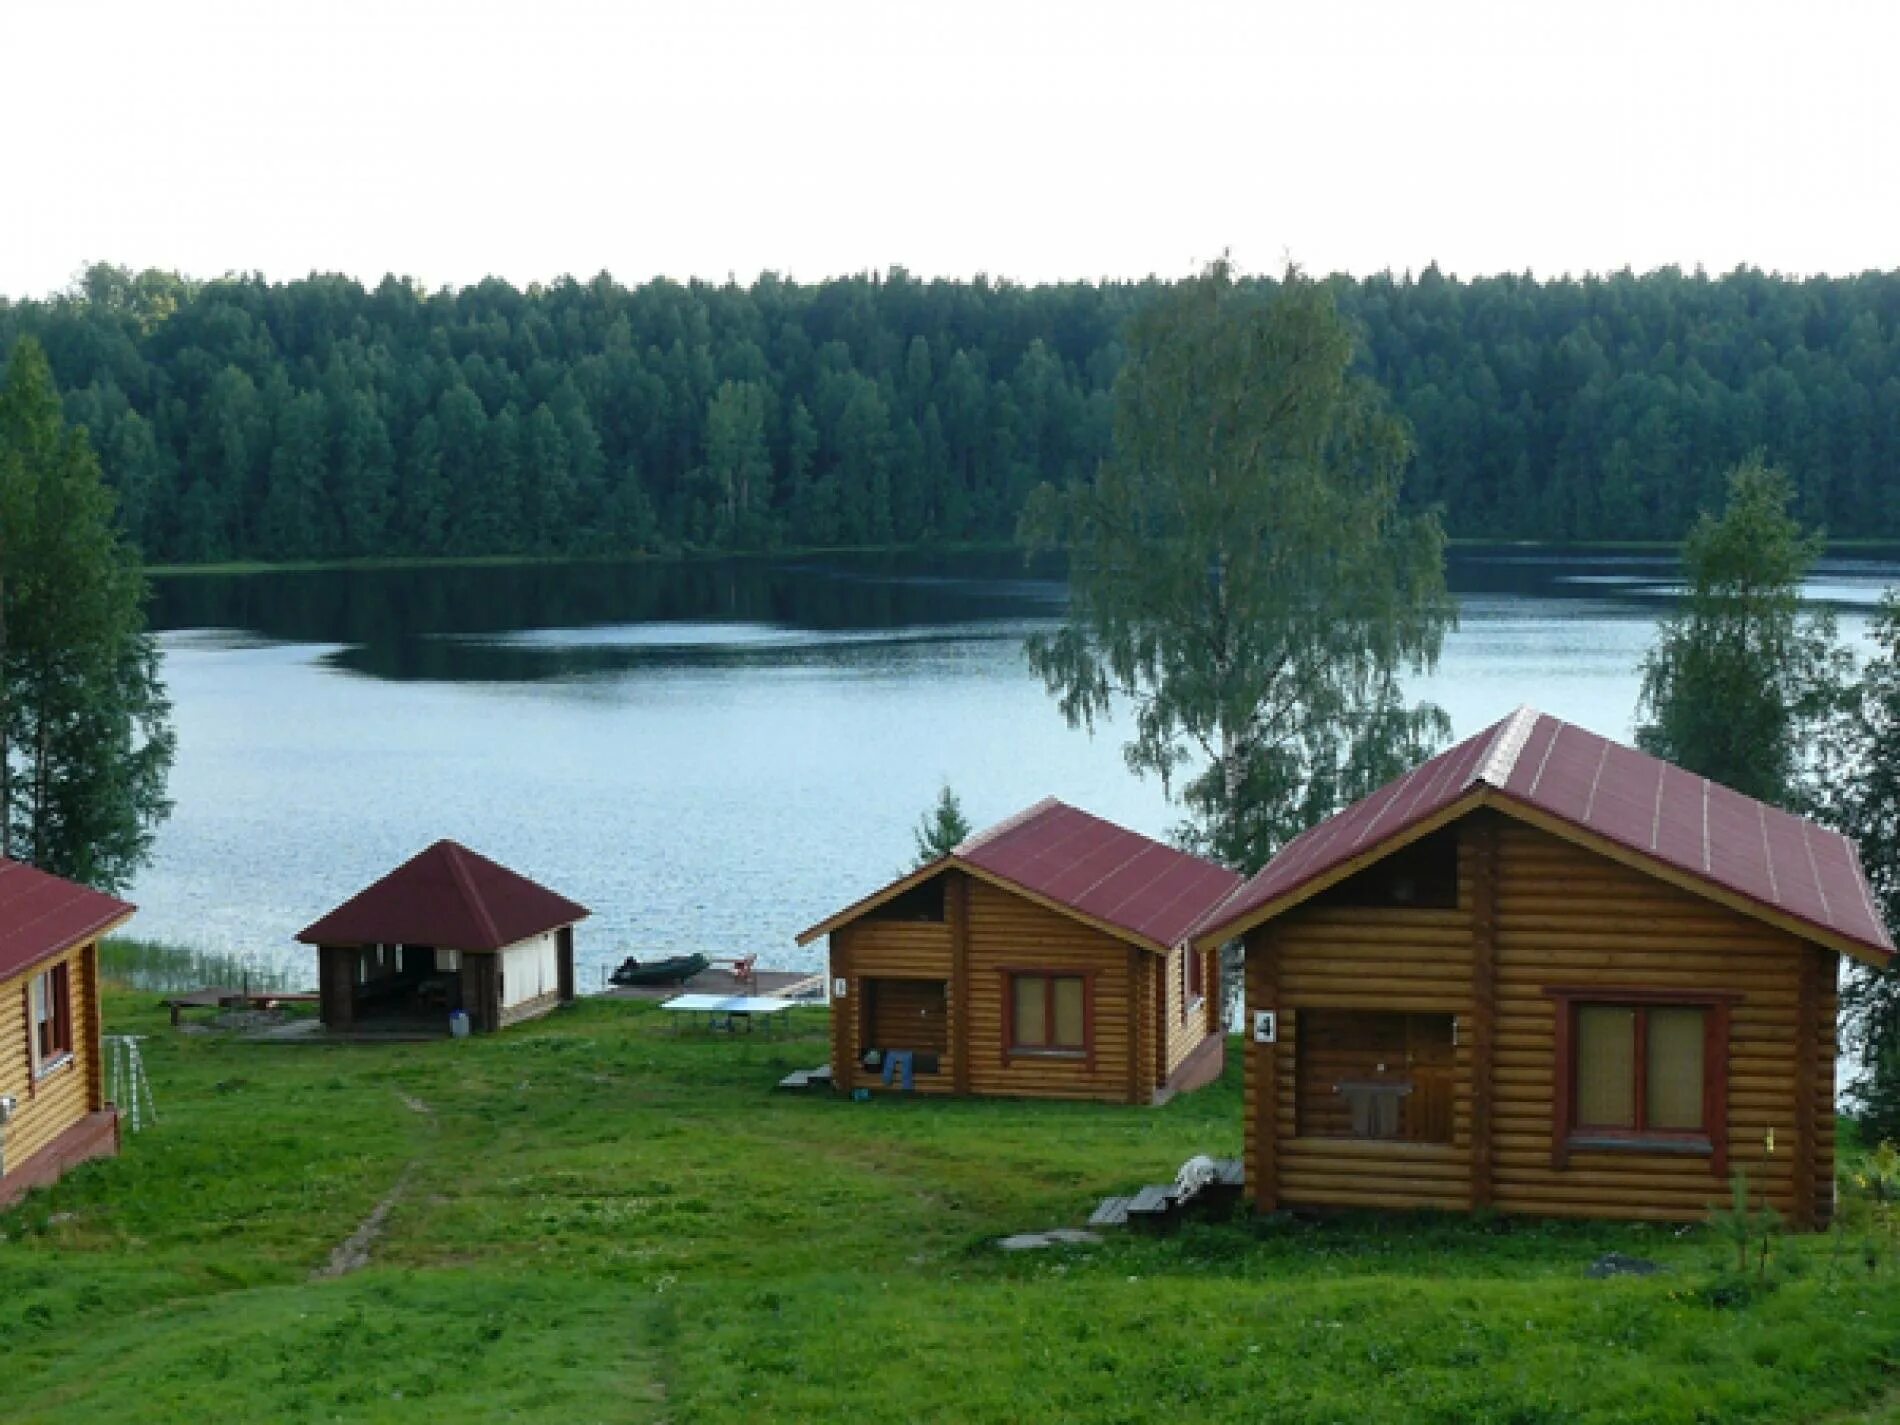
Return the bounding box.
[0,861,133,1209]
[298,840,587,1035]
[798,799,1242,1104]
[1191,706,1894,1229]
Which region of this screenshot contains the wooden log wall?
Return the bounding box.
[827,914,957,1096]
[0,943,103,1181]
[1158,944,1214,1082]
[1489,820,1816,1223]
[1244,814,1839,1225]
[866,979,949,1052]
[1810,948,1840,1227]
[964,877,1140,1103]
[1243,926,1277,1208]
[1242,831,1480,1212]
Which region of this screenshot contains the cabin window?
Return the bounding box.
[31,962,74,1071]
[1572,1002,1708,1135]
[1546,988,1731,1173]
[1008,972,1088,1056]
[1314,828,1460,910]
[1295,1009,1455,1143]
[1183,946,1203,1016]
[865,878,946,923]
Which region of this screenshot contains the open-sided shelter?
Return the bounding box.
[1192,706,1893,1229]
[0,861,133,1208]
[799,799,1242,1103]
[299,840,587,1034]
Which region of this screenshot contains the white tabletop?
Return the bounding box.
[660,994,797,1014]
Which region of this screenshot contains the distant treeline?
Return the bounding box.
[5,262,1900,561]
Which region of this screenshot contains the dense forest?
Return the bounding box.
[4,262,1900,562]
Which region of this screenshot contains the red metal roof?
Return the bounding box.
[1195,706,1894,967]
[957,799,1243,949]
[296,840,588,952]
[800,798,1242,951]
[0,860,134,985]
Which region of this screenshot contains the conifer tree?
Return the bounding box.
[1635,456,1852,809]
[0,338,174,890]
[913,784,972,867]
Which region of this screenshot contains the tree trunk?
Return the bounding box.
[31,693,48,868]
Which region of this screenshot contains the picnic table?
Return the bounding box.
[659,993,798,1035]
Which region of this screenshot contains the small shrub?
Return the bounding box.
[1839,1140,1900,1273]
[1707,1167,1782,1281]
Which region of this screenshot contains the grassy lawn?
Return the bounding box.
[4,991,1898,1424]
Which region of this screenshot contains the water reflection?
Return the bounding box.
[150,546,1900,689]
[131,546,1900,985]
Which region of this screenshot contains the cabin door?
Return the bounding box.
[864,978,948,1060]
[1297,1009,1455,1142]
[1402,1015,1455,1143]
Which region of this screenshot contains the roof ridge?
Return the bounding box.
[956,796,1062,855]
[1474,705,1541,788]
[440,841,504,950]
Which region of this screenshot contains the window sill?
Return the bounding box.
[1566,1133,1712,1158]
[34,1052,75,1082]
[1006,1047,1087,1061]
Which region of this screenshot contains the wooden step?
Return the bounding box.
[1088,1196,1132,1228]
[1125,1184,1178,1216]
[776,1064,834,1091]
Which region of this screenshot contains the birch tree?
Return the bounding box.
[1020,262,1453,872]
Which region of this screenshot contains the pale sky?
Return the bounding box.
[4,0,1896,297]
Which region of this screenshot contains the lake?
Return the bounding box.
[130,548,1900,989]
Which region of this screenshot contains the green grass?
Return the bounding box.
[4,991,1898,1423]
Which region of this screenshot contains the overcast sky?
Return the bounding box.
[4,0,1895,297]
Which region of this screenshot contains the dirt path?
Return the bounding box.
[312,1090,435,1280]
[312,1164,414,1279]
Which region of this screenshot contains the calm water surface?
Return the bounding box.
[131,549,1900,988]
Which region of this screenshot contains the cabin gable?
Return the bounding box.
[1488,817,1830,1224]
[963,874,1136,1103]
[827,869,1223,1105]
[1243,808,1837,1227]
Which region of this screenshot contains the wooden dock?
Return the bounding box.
[597,967,824,1003]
